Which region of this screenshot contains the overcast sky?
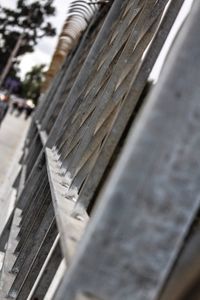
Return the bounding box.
[0,0,193,80]
[150,0,193,80]
[0,0,71,78]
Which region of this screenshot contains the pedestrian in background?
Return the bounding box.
[0,93,9,125]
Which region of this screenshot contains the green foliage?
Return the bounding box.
[22,64,46,104]
[0,0,56,77]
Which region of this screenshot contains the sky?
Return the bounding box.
[0,0,193,80]
[0,0,72,78]
[150,0,193,80]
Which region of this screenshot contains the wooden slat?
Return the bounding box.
[27,236,62,300]
[45,148,89,262]
[53,3,200,299]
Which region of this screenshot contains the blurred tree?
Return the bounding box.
[22,64,46,104]
[0,0,56,85]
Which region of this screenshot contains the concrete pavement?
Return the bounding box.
[0,112,30,234]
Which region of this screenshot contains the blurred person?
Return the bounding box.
[0,93,9,125]
[24,99,35,119]
[16,101,24,117]
[10,100,19,115]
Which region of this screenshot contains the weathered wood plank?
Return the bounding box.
[53,2,200,299]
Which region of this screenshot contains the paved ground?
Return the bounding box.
[0,112,30,234]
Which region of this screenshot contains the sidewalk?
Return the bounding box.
[0,112,30,234]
